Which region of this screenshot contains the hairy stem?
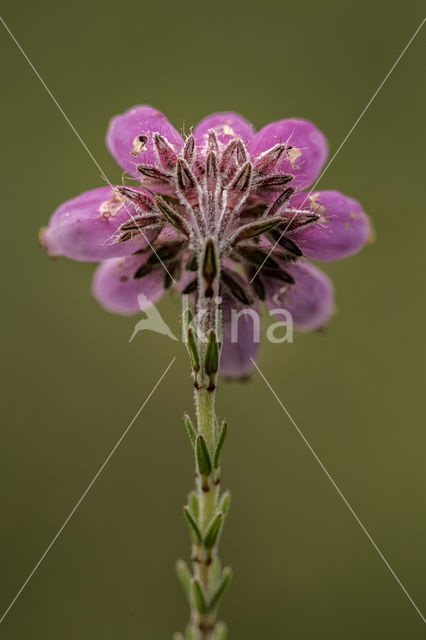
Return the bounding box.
[177,241,230,640]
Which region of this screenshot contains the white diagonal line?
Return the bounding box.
[250,357,426,625]
[250,16,425,283]
[0,357,176,626]
[0,15,176,283]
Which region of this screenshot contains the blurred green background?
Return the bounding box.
[1,1,425,638]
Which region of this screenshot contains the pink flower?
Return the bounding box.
[42,105,371,377]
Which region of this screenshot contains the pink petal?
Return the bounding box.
[219,293,260,378]
[248,118,328,190]
[42,186,155,262]
[264,261,334,331]
[92,255,165,315]
[288,190,371,261]
[106,105,184,178]
[194,112,255,149]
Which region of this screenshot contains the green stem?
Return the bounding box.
[177,241,230,640]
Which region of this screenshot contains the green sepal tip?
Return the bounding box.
[204,512,223,549]
[182,413,197,449]
[183,506,202,544]
[213,422,228,468]
[204,330,219,376]
[208,568,232,612]
[175,559,192,600]
[188,491,199,519]
[218,491,231,517]
[191,579,207,614]
[187,327,200,372]
[196,434,212,476]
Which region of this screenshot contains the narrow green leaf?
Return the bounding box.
[218,491,231,517]
[182,413,197,449]
[196,434,212,476]
[183,506,202,544]
[204,330,219,376]
[204,512,223,549]
[213,422,228,468]
[188,491,199,519]
[192,579,207,614]
[187,327,200,372]
[208,568,232,612]
[210,556,222,588]
[175,560,192,599]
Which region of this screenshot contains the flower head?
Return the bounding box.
[42,105,371,377]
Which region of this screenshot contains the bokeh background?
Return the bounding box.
[1,1,425,638]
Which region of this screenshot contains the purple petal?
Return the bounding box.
[92,255,165,315]
[248,118,328,190]
[106,105,184,178]
[42,186,156,262]
[220,292,260,378]
[288,190,371,261]
[194,112,255,148]
[264,261,334,331]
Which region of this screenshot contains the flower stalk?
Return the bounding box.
[178,243,231,639]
